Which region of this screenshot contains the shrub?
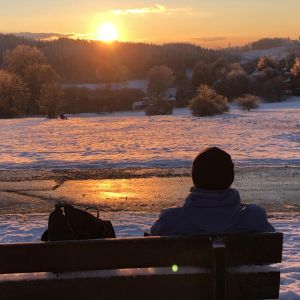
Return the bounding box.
[189,85,229,117]
[145,97,173,116]
[235,94,260,111]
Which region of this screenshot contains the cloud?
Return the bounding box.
[111,5,189,16]
[13,32,97,41]
[14,32,73,40]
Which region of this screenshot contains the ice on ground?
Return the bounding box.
[0,98,300,170]
[0,212,299,299]
[2,175,298,213]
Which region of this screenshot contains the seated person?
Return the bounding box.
[150,147,274,236]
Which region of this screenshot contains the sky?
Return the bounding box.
[1,0,300,48]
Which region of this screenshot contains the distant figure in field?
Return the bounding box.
[150,147,274,235]
[60,114,68,120]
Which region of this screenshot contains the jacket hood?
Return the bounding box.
[182,188,241,233]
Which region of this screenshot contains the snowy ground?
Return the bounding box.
[0,97,299,169]
[241,46,290,63]
[0,97,299,299]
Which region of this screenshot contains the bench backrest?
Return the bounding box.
[0,232,283,300]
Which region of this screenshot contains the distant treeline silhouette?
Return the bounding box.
[0,34,225,83]
[1,34,300,118]
[245,37,300,51]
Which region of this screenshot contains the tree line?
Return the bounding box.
[1,35,300,118]
[0,45,61,118]
[0,34,223,84]
[0,44,146,118]
[177,54,300,107]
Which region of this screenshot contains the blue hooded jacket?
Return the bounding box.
[150,188,275,236]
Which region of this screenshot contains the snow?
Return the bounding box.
[63,79,149,92]
[241,46,290,63]
[0,97,300,170]
[0,212,299,299]
[0,97,300,298]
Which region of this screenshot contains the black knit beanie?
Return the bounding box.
[192,147,234,190]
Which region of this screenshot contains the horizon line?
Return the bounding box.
[1,32,299,50]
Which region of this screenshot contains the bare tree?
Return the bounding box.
[0,70,29,118]
[4,45,46,76]
[4,45,60,115]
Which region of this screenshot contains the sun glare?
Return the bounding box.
[97,23,118,42]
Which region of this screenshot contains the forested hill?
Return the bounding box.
[1,34,299,84]
[0,34,223,83]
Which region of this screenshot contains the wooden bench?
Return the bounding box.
[0,233,283,300]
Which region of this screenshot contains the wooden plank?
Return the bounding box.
[0,236,212,274]
[0,272,213,300]
[223,233,283,266]
[212,242,226,300]
[226,271,280,300]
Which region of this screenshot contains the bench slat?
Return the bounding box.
[0,272,212,300]
[0,236,212,274]
[227,271,280,300]
[224,233,283,266]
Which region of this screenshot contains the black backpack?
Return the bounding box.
[41,203,116,241]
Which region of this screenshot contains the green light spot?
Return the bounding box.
[172,264,178,272]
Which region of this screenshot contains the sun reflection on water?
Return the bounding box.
[47,177,188,212]
[23,175,300,213]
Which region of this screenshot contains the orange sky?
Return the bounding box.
[1,1,300,48]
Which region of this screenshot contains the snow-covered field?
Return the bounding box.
[0,97,300,169]
[0,97,299,299]
[241,46,290,63]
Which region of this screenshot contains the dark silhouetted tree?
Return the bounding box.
[39,83,63,118]
[147,65,175,96]
[262,76,284,102]
[23,63,59,114]
[215,63,252,99]
[0,70,29,118]
[192,61,212,89]
[3,45,60,115]
[4,45,46,76]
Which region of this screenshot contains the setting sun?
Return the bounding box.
[97,23,118,42]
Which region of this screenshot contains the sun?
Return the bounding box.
[97,23,118,42]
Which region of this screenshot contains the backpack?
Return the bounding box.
[41,203,116,241]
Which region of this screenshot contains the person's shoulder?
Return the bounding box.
[240,204,275,232]
[244,204,267,216]
[159,207,184,219]
[150,207,185,236]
